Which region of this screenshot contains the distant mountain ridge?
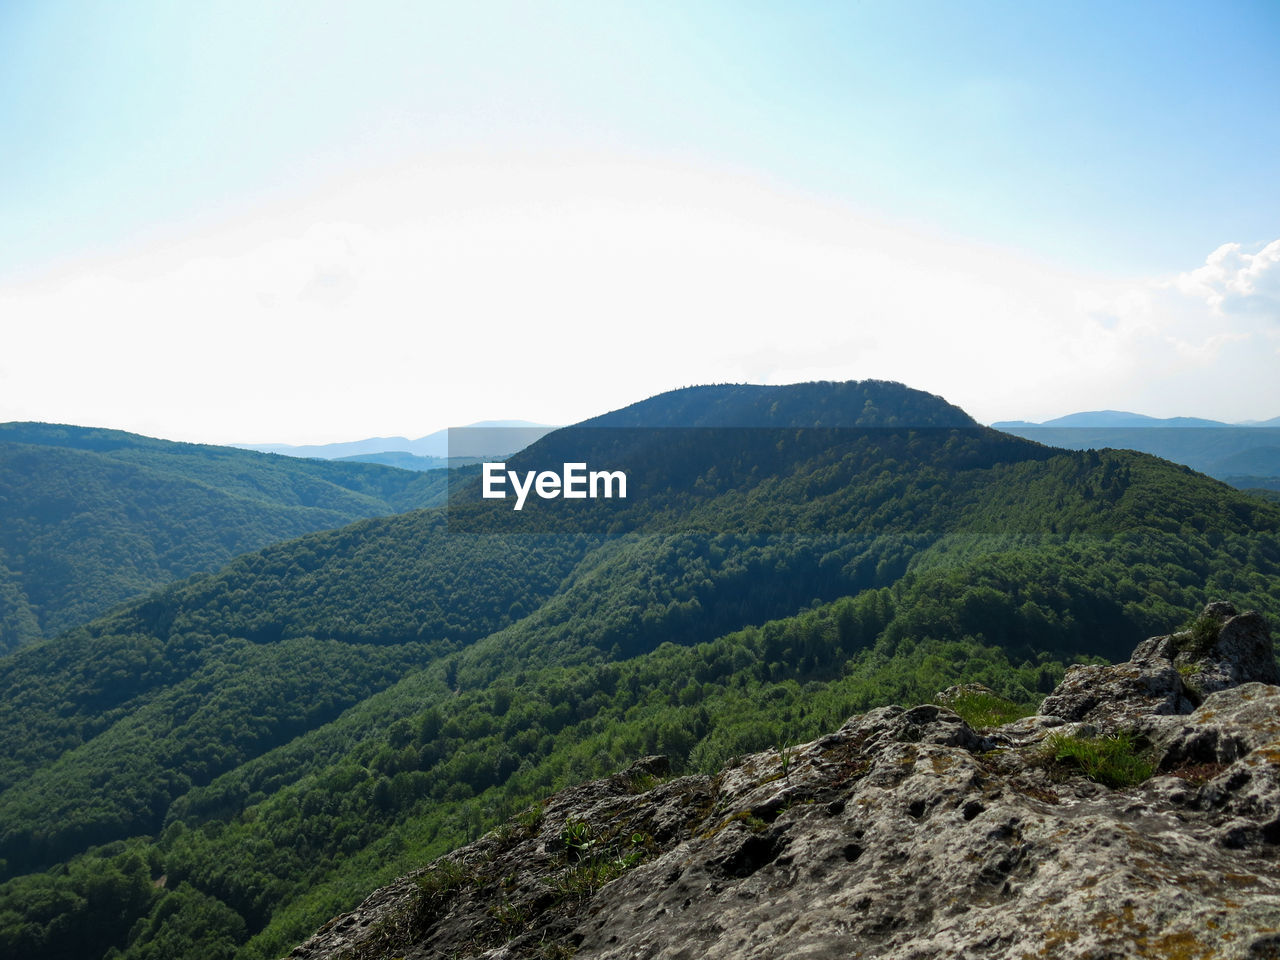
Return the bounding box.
[236,435,415,459]
[236,420,556,461]
[993,409,1278,429]
[334,451,450,471]
[992,410,1280,484]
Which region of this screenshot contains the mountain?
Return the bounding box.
[991,409,1259,429]
[992,409,1233,429]
[578,381,974,428]
[289,603,1280,960]
[991,412,1280,484]
[2,380,1278,960]
[236,421,556,461]
[408,420,557,459]
[0,423,448,650]
[235,436,415,458]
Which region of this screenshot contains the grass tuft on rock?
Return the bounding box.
[1177,612,1223,657]
[1044,732,1154,788]
[937,689,1034,729]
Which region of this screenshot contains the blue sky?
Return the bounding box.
[1,1,1278,441]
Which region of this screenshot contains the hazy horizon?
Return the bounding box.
[8,394,1280,452]
[2,2,1277,444]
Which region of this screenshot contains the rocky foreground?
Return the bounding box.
[289,603,1280,959]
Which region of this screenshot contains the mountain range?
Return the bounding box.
[244,410,1280,484]
[1,381,1278,960]
[992,409,1280,429]
[235,420,556,469]
[991,410,1280,489]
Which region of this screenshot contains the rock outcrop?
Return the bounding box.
[288,604,1280,960]
[1040,600,1280,730]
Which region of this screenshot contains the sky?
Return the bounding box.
[1,0,1278,444]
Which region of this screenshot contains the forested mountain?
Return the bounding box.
[2,381,1278,960]
[0,423,448,649]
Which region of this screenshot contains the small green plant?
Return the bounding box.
[489,896,528,934]
[937,689,1034,729]
[335,862,477,960]
[700,808,768,839]
[519,802,546,828]
[776,741,795,780]
[539,935,576,959]
[484,802,544,847]
[1044,732,1154,788]
[624,769,666,794]
[1179,612,1222,656]
[559,818,596,857]
[552,854,627,900]
[414,859,470,907]
[1174,660,1206,696]
[549,822,651,902]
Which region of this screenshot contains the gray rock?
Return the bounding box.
[286,608,1280,960]
[1036,658,1194,728]
[1153,683,1280,768]
[1144,682,1280,849]
[1038,602,1278,730]
[1189,608,1280,695]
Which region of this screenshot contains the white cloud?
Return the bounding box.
[1174,238,1280,317]
[1,153,1277,440]
[1048,237,1280,421]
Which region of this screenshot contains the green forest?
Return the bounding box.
[0,423,447,650]
[2,381,1278,960]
